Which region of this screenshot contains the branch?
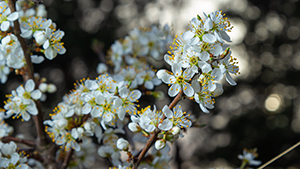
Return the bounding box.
[258,141,300,169]
[133,91,183,169]
[1,136,36,147]
[7,0,48,147]
[60,149,74,169]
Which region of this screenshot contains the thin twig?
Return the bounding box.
[133,91,183,169]
[60,149,74,169]
[7,0,48,147]
[258,141,300,169]
[1,136,36,147]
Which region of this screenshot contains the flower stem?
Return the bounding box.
[133,90,183,169]
[239,161,246,169]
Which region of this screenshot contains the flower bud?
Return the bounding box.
[47,84,57,93]
[39,83,48,93]
[171,126,180,135]
[128,122,139,132]
[117,138,129,150]
[155,139,166,150]
[97,63,108,74]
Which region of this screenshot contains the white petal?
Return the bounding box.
[82,103,91,114]
[57,47,66,54]
[219,31,231,42]
[73,142,81,151]
[129,90,142,101]
[162,105,173,118]
[31,55,44,64]
[117,109,125,121]
[158,119,173,131]
[43,40,50,49]
[113,98,122,107]
[202,34,216,43]
[84,79,98,90]
[208,81,216,92]
[131,115,140,123]
[168,84,181,97]
[95,95,105,105]
[213,83,223,97]
[199,103,209,113]
[7,12,19,21]
[225,72,237,86]
[150,49,159,59]
[162,74,176,84]
[164,54,179,66]
[45,47,56,60]
[173,105,183,118]
[145,124,156,132]
[212,68,223,81]
[152,78,161,86]
[91,106,103,117]
[16,86,25,95]
[10,153,20,165]
[249,160,262,166]
[182,31,195,41]
[204,18,213,30]
[31,89,42,100]
[26,101,38,115]
[25,79,35,92]
[71,128,78,139]
[22,111,31,121]
[65,108,75,117]
[20,30,33,38]
[119,87,129,98]
[183,68,195,80]
[210,45,223,56]
[156,69,167,79]
[199,51,210,61]
[1,21,10,31]
[172,63,182,77]
[144,81,154,90]
[183,83,194,97]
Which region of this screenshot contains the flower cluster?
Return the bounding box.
[0,109,13,138]
[43,75,141,152]
[0,141,30,169]
[3,79,42,121]
[18,2,66,60]
[104,25,172,73]
[139,145,172,169]
[0,2,246,168]
[128,105,192,150]
[0,1,65,84]
[157,11,239,113]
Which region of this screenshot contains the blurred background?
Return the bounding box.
[2,0,300,168]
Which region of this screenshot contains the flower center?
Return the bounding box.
[176,76,185,84]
